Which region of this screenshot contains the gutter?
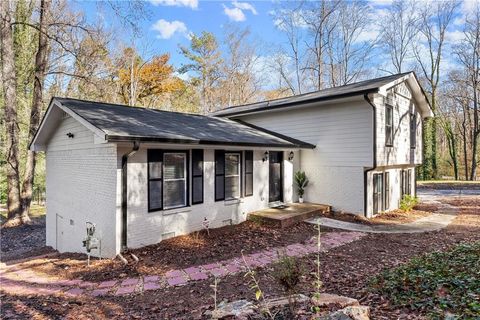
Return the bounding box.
[121,140,140,251]
[363,94,377,217]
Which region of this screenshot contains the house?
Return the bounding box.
[30,71,432,257]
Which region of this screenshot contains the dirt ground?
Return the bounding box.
[1,196,479,319]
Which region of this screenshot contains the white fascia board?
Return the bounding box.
[378,73,434,119]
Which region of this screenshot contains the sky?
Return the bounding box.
[71,0,475,81]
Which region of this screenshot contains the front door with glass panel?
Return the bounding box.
[269,151,283,203]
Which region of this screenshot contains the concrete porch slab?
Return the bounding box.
[248,203,331,228]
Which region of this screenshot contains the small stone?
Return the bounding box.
[165,270,184,278]
[319,306,370,320]
[209,268,228,277]
[65,288,84,296]
[189,272,209,281]
[204,299,254,319]
[115,285,136,295]
[311,293,360,309]
[90,288,110,297]
[184,267,201,275]
[167,276,188,286]
[143,282,161,291]
[121,278,139,286]
[98,280,117,288]
[143,275,159,283]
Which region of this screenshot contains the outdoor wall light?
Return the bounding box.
[288,151,294,161]
[66,132,74,138]
[262,151,269,162]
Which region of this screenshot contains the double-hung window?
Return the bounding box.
[215,150,249,201]
[385,103,394,146]
[148,150,188,211]
[225,153,241,199]
[410,112,417,149]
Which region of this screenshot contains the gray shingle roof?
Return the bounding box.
[212,72,414,117]
[54,97,314,148]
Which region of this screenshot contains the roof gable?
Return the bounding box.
[30,98,315,151]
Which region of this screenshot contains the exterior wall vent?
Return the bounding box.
[162,232,175,240]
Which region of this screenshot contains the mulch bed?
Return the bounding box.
[320,207,433,226]
[0,216,54,262]
[2,196,479,319]
[22,221,323,282]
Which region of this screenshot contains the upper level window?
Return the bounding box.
[385,104,394,146]
[410,112,417,149]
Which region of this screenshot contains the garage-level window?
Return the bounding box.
[384,172,390,210]
[148,150,188,211]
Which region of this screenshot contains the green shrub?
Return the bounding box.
[400,194,418,212]
[273,254,303,294]
[369,242,480,318]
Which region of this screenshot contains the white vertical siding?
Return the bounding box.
[46,116,118,257]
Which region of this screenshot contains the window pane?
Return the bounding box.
[192,176,203,203]
[149,180,162,210]
[164,153,185,179]
[164,180,185,208]
[225,176,240,199]
[149,162,162,179]
[245,173,253,196]
[215,151,225,175]
[215,176,224,200]
[225,154,239,176]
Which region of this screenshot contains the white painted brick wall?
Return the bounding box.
[118,146,295,250]
[46,116,118,257]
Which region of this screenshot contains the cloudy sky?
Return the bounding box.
[72,0,474,78]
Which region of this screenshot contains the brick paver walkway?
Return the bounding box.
[0,231,365,298]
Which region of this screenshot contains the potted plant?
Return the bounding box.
[294,171,309,203]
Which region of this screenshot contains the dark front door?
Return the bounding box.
[269,151,283,203]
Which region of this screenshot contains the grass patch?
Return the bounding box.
[370,242,480,318]
[0,204,45,219]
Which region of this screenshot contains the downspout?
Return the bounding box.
[363,94,377,217]
[121,140,140,252]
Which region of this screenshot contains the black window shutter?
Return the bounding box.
[192,149,203,204]
[215,150,225,201]
[244,151,253,196]
[148,149,164,211]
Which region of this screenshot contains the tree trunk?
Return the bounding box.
[20,0,51,219]
[470,85,479,181]
[1,0,24,226]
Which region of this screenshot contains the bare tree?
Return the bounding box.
[301,0,339,89]
[1,0,23,225]
[379,0,418,73]
[221,25,264,107]
[454,4,480,180]
[413,0,459,180]
[272,3,307,94]
[326,0,374,86]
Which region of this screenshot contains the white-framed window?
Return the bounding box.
[148,150,188,211]
[225,153,241,200]
[385,103,394,146]
[163,152,187,209]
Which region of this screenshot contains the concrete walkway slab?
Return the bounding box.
[305,199,458,234]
